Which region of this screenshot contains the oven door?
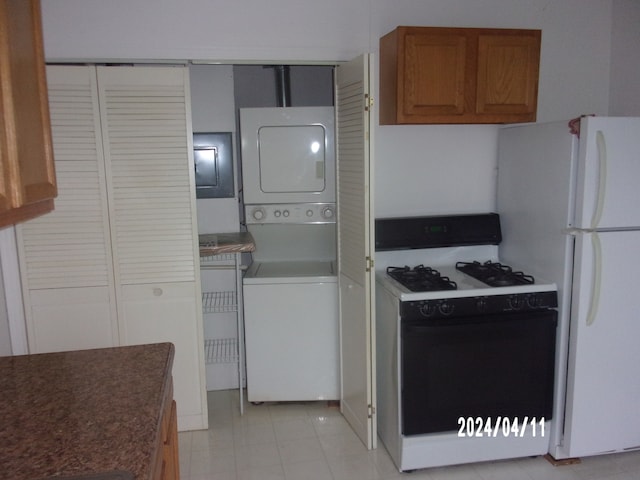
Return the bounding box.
[401,310,557,436]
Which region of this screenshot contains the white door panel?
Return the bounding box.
[28,287,115,353]
[121,281,204,430]
[564,230,640,455]
[575,117,640,229]
[243,282,339,401]
[336,54,376,449]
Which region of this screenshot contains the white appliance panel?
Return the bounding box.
[247,223,336,262]
[497,116,640,459]
[241,106,335,204]
[243,260,336,284]
[497,121,577,280]
[497,121,578,457]
[243,281,339,401]
[575,117,640,230]
[250,260,334,278]
[564,230,640,456]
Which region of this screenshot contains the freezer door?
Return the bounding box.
[575,117,640,229]
[564,230,640,456]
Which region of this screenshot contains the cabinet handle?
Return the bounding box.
[153,287,164,296]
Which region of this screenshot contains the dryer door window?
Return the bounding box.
[258,125,326,193]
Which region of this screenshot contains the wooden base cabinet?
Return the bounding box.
[379,26,541,124]
[155,383,180,480]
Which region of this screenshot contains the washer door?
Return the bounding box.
[243,281,339,401]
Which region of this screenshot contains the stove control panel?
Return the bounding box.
[401,291,558,320]
[245,203,336,224]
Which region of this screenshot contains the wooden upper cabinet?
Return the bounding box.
[0,0,56,228]
[379,26,541,125]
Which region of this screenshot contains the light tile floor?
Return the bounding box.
[178,390,640,480]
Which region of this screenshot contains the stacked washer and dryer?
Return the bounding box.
[240,106,339,402]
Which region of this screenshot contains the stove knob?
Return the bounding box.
[526,294,542,309]
[508,295,524,310]
[439,301,454,316]
[418,301,436,317]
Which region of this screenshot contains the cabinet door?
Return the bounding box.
[336,55,377,449]
[121,282,205,431]
[0,0,56,221]
[476,32,540,119]
[16,66,117,353]
[25,287,116,353]
[380,26,540,124]
[97,66,198,286]
[401,30,468,119]
[98,66,206,430]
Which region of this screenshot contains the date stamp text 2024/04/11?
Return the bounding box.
[457,417,546,438]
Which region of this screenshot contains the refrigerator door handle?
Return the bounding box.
[591,130,608,229]
[586,232,602,326]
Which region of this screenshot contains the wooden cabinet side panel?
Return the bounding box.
[0,60,10,212]
[476,32,540,119]
[154,385,179,480]
[163,400,180,480]
[0,0,56,208]
[379,29,399,125]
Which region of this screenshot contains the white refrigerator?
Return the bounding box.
[496,116,640,459]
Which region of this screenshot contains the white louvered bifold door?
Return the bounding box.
[97,66,197,286]
[336,55,376,450]
[97,66,207,430]
[16,66,118,353]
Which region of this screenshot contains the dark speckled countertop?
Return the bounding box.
[199,231,255,256]
[0,343,174,480]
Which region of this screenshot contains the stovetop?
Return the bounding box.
[374,213,558,302]
[377,257,557,302]
[388,260,535,292]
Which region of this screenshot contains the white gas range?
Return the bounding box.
[374,214,559,472]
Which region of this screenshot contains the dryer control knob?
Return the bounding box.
[252,207,266,221]
[306,209,314,217]
[321,206,335,219]
[274,210,282,217]
[283,210,290,217]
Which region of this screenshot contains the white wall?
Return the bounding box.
[190,65,240,234]
[41,0,618,218]
[609,0,640,116]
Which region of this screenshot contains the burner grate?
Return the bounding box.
[387,265,457,292]
[455,261,534,287]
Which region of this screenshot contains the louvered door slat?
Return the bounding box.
[98,67,196,285]
[17,66,113,290]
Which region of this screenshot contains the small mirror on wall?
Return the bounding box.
[194,132,234,198]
